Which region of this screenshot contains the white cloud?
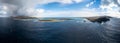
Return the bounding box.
[101,10,120,18]
[0,0,84,17]
[100,0,120,18]
[0,4,17,17]
[16,8,101,17]
[24,0,84,7]
[36,9,45,14]
[0,0,120,18]
[86,0,96,7]
[35,0,83,4]
[118,0,120,4]
[59,0,73,4]
[74,0,83,3]
[32,8,102,17]
[17,8,45,16]
[100,0,120,10]
[0,11,7,14]
[100,2,118,10]
[0,0,83,7]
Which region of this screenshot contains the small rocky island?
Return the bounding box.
[84,16,111,23]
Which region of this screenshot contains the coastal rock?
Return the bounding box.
[85,16,111,23]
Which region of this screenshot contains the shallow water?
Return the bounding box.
[0,17,120,43]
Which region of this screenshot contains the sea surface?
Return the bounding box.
[0,17,120,43]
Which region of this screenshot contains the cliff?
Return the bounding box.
[84,16,111,23]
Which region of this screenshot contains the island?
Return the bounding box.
[84,16,111,23]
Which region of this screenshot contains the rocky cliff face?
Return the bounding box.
[85,16,111,23]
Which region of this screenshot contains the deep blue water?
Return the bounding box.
[0,17,120,43]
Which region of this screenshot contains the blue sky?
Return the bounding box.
[32,0,105,17]
[35,0,101,11]
[0,0,120,17]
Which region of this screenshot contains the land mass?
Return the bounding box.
[12,16,112,23]
[84,16,111,23]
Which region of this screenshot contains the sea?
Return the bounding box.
[0,17,120,43]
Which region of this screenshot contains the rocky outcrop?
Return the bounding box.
[85,16,111,23]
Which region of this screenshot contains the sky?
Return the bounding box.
[0,0,120,17]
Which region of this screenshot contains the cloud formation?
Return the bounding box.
[0,0,84,7]
[100,0,120,18]
[86,0,96,7]
[0,0,84,17]
[0,3,17,17]
[33,8,102,17]
[0,0,120,18]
